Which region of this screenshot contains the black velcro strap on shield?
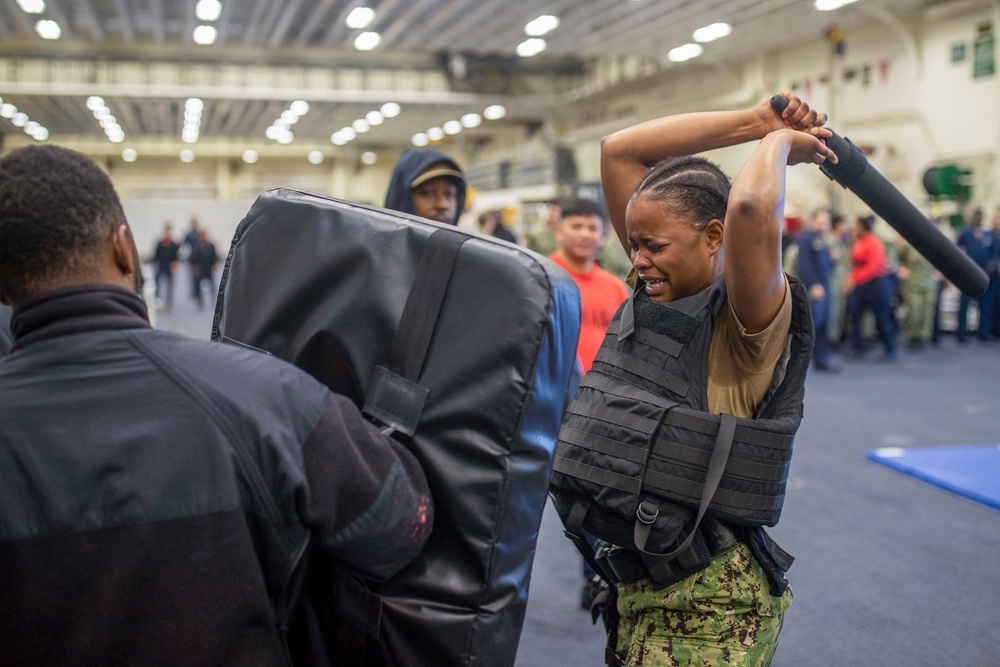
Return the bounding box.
[363,229,467,435]
[390,229,469,381]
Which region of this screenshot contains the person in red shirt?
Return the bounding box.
[843,214,897,360]
[548,197,630,373]
[547,197,630,610]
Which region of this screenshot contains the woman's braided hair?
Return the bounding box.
[630,155,732,230]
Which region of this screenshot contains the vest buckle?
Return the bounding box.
[635,500,658,525]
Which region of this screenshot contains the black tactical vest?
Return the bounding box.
[550,275,814,591]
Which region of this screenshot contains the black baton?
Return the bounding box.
[770,94,988,297]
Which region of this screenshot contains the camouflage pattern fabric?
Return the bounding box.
[615,543,792,667]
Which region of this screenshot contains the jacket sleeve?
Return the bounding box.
[297,393,433,582]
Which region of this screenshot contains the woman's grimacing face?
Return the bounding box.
[625,196,720,303]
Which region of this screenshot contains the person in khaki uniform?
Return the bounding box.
[896,234,937,348]
[597,93,835,666]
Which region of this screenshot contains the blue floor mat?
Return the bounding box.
[864,444,1000,513]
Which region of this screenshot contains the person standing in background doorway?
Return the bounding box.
[191,229,218,309]
[151,222,179,310]
[182,217,201,301]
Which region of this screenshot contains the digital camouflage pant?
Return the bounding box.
[616,543,792,667]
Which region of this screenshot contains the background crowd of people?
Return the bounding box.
[782,205,1000,372]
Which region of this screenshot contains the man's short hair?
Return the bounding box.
[0,145,127,303]
[559,197,603,221]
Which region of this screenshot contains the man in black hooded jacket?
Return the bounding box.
[0,144,434,666]
[384,148,467,225]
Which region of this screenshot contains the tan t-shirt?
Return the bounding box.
[707,279,793,418]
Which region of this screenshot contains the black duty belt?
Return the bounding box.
[594,518,739,587]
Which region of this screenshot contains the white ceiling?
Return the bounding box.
[0,0,939,152]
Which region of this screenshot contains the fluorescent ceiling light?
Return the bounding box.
[360,151,377,165]
[36,20,61,40]
[339,127,357,141]
[122,148,137,162]
[412,133,429,147]
[352,119,370,133]
[16,0,45,13]
[516,38,546,57]
[11,113,28,127]
[186,98,204,113]
[87,96,104,111]
[0,104,16,118]
[196,0,222,21]
[815,0,859,9]
[461,113,482,128]
[443,120,462,135]
[243,150,258,164]
[193,25,217,45]
[331,133,347,146]
[525,15,559,37]
[483,105,506,120]
[346,7,375,29]
[381,102,401,118]
[693,22,732,43]
[307,151,324,164]
[427,127,444,141]
[354,31,381,51]
[668,43,703,62]
[180,149,195,163]
[32,127,48,141]
[276,132,293,144]
[366,110,384,126]
[290,100,310,115]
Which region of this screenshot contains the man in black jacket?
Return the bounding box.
[384,148,466,225]
[0,144,433,666]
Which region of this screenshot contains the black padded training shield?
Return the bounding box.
[212,189,581,667]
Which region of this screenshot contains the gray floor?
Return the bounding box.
[154,271,1000,667]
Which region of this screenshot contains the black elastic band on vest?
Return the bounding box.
[581,371,679,412]
[558,426,650,465]
[594,348,690,398]
[552,456,643,495]
[625,326,685,359]
[648,438,790,482]
[642,467,783,514]
[566,399,663,436]
[662,410,794,451]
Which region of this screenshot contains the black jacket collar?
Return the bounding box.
[10,284,151,352]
